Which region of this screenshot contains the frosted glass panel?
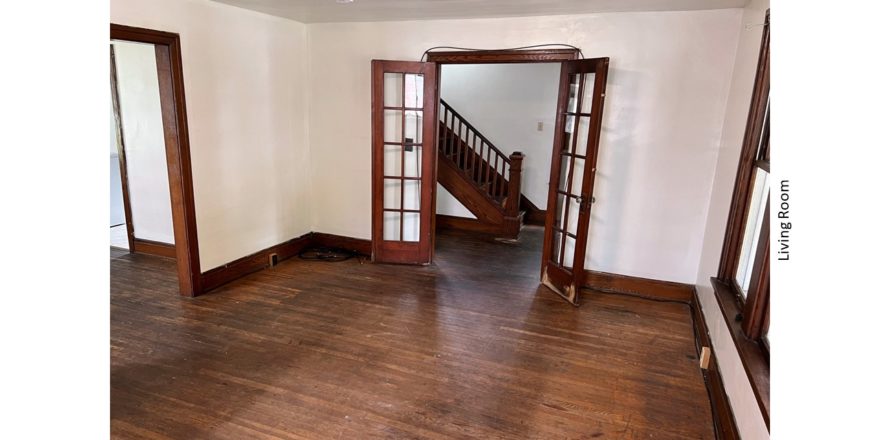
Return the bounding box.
[562,235,576,268]
[384,110,402,143]
[403,145,421,177]
[566,74,581,114]
[383,211,401,241]
[403,180,420,210]
[384,145,402,176]
[551,231,563,265]
[558,155,571,191]
[384,179,401,210]
[574,117,590,156]
[402,212,420,242]
[554,193,567,229]
[580,73,596,113]
[404,111,423,144]
[384,73,402,107]
[565,197,581,232]
[404,74,423,108]
[570,158,585,196]
[736,168,770,294]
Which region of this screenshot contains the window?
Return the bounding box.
[712,9,770,427]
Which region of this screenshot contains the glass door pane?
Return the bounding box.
[372,60,436,264]
[736,168,771,293]
[542,58,610,305]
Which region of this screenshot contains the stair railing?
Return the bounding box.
[439,99,524,215]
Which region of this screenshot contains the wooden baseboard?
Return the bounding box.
[199,232,373,293]
[523,209,546,226]
[200,232,314,292]
[312,232,372,256]
[582,270,694,302]
[132,238,176,259]
[692,290,740,439]
[435,214,503,235]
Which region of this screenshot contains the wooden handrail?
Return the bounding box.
[438,99,526,238]
[440,99,511,169]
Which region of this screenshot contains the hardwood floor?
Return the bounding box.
[111,226,714,439]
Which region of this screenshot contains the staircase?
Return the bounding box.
[437,99,528,239]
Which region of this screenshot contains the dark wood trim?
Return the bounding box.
[426,49,579,64]
[582,270,693,303]
[201,233,315,292]
[109,44,136,252]
[519,195,546,225]
[429,49,574,254]
[541,58,610,306]
[742,197,771,341]
[712,277,770,428]
[718,9,770,279]
[111,24,202,296]
[705,10,770,429]
[371,60,437,264]
[132,239,176,259]
[312,232,372,257]
[200,232,374,293]
[692,290,741,440]
[436,214,505,235]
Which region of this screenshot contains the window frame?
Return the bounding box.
[711,8,771,429]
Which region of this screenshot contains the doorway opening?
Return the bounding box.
[434,61,560,251]
[110,24,202,297]
[110,40,176,257]
[371,49,610,305]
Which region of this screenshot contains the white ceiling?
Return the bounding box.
[211,0,748,23]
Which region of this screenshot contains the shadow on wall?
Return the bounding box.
[586,67,640,270]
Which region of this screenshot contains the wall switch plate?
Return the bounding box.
[699,347,711,369]
[537,121,544,131]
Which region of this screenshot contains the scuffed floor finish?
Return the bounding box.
[111,227,714,439]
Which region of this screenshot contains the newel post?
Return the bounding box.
[505,151,524,217]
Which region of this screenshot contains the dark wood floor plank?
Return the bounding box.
[112,226,714,439]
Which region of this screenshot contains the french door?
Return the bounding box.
[541,58,610,305]
[371,60,438,264]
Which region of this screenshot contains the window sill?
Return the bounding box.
[710,277,770,429]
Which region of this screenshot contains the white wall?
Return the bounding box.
[111,0,313,270]
[437,63,560,218]
[693,0,770,439]
[112,40,175,243]
[308,10,742,283]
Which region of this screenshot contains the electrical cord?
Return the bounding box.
[298,246,358,263]
[420,44,584,62]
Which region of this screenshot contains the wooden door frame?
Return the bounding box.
[424,48,580,258]
[110,44,177,260]
[111,24,202,297]
[109,43,136,253]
